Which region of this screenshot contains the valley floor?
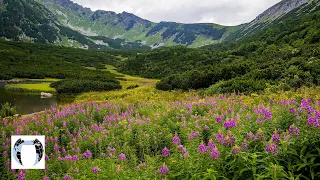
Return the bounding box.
[1,67,320,179]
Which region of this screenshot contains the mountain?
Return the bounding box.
[225,0,311,41]
[120,0,320,93]
[0,0,316,48]
[35,0,240,47]
[0,0,150,50]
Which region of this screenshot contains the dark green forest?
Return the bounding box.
[0,40,138,93]
[120,2,320,93]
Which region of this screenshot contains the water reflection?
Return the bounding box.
[0,83,72,115]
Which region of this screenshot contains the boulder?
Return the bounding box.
[41,92,53,98]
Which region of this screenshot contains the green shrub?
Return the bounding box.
[51,79,122,94]
[126,84,139,90]
[0,102,17,117]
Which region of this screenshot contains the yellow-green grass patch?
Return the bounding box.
[105,65,158,89]
[4,83,56,93]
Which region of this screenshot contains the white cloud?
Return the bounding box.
[71,0,281,26]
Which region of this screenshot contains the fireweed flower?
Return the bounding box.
[188,131,200,140]
[210,147,220,160]
[71,155,78,162]
[53,144,59,152]
[162,147,170,157]
[256,118,263,124]
[178,145,186,153]
[2,151,8,157]
[42,176,50,180]
[82,151,92,159]
[272,131,281,144]
[18,172,26,180]
[223,119,237,129]
[266,143,279,155]
[204,125,210,131]
[182,151,189,158]
[216,116,223,123]
[172,135,181,144]
[216,133,224,144]
[197,142,208,153]
[232,145,241,154]
[92,167,101,173]
[289,124,300,136]
[208,139,216,150]
[307,116,319,128]
[118,153,126,161]
[159,164,169,176]
[106,147,116,153]
[64,154,72,161]
[256,129,265,141]
[63,175,72,180]
[246,132,255,141]
[225,134,236,146]
[283,132,291,141]
[100,153,105,157]
[241,141,248,151]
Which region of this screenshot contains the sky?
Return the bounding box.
[72,0,282,26]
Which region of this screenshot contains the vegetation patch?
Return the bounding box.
[4,83,56,93]
[1,87,319,179]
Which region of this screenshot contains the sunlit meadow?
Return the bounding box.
[1,86,320,179]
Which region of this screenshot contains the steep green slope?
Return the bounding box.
[0,0,150,50]
[36,0,240,47]
[225,0,310,41]
[120,1,320,93]
[1,0,312,48]
[0,0,60,43]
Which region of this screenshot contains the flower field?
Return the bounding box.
[1,87,320,179]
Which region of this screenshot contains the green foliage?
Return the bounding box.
[50,79,121,94]
[0,0,60,42]
[0,102,17,117]
[121,2,320,94]
[0,40,129,80]
[126,84,139,90]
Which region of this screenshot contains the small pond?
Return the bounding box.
[0,82,65,115]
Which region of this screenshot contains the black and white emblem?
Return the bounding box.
[11,136,45,169]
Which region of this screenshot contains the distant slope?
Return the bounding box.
[0,0,315,48]
[36,0,240,47]
[225,0,310,41]
[120,1,320,93]
[0,0,150,50]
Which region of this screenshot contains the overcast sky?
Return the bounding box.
[72,0,282,26]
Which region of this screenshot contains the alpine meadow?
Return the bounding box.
[0,0,320,180]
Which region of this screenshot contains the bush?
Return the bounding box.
[126,84,139,90]
[156,81,172,91]
[205,78,274,94]
[51,79,122,94]
[0,102,17,117]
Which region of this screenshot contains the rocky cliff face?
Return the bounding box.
[225,0,311,41]
[250,0,308,26]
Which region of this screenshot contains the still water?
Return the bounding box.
[0,82,58,115]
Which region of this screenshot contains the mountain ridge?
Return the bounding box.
[1,0,316,48]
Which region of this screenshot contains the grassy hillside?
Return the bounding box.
[120,2,320,93]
